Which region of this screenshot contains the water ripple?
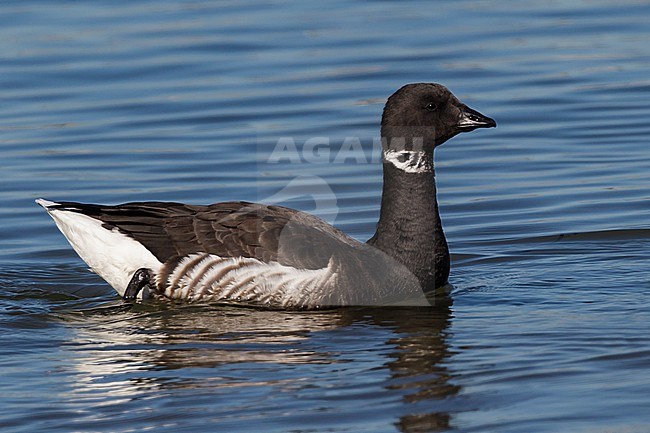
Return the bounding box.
[2,1,650,432]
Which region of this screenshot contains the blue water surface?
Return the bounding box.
[1,1,650,432]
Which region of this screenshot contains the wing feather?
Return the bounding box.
[52,200,360,270]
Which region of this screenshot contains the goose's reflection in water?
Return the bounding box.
[58,299,457,432]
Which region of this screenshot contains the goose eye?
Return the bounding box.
[425,102,438,111]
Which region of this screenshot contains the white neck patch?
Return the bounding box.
[382,150,433,173]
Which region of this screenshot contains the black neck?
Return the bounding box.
[368,151,449,292]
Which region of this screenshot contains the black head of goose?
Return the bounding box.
[37,83,495,308]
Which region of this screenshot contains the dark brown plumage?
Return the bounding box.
[53,200,357,270]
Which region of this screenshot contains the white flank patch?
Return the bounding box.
[37,199,162,297]
[382,150,432,173]
[164,253,337,308]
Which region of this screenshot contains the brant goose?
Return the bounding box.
[37,83,495,308]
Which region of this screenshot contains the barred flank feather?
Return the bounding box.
[155,253,337,308]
